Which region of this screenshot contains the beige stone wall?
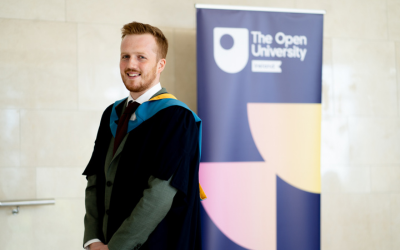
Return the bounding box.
[0,0,399,249]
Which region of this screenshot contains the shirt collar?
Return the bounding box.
[127,82,162,105]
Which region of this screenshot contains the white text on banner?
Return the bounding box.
[251,60,282,73]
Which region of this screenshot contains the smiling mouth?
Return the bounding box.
[127,73,141,77]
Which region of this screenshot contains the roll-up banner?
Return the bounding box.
[196,4,324,250]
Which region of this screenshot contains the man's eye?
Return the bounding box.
[139,56,145,59]
[122,55,129,59]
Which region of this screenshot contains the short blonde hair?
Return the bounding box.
[121,21,168,60]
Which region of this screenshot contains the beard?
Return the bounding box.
[121,63,158,93]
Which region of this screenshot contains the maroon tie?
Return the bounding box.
[113,101,140,155]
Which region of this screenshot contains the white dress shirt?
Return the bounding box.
[126,82,162,121]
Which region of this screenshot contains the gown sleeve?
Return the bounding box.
[145,106,200,196]
[83,175,103,245]
[82,105,113,245]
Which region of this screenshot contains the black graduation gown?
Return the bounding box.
[83,101,202,250]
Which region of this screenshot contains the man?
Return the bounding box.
[82,22,203,250]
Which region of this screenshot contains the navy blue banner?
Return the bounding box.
[197,6,323,250]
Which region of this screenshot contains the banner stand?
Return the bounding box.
[197,5,324,250]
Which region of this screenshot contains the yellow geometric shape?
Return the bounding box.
[247,103,321,193]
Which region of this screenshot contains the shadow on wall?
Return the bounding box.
[160,28,198,113]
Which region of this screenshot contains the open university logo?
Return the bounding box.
[213,27,283,74]
[213,27,249,74]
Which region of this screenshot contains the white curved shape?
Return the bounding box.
[213,28,249,73]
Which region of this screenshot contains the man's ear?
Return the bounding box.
[157,58,166,74]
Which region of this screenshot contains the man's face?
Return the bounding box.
[120,34,165,94]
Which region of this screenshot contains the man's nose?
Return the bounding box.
[127,57,138,69]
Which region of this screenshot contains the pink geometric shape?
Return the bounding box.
[199,162,276,250]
